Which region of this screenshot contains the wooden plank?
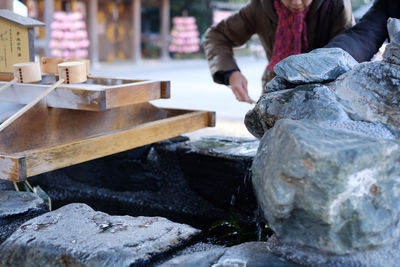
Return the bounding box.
[0,102,22,123]
[0,82,104,111]
[18,109,214,178]
[0,78,170,111]
[161,81,171,98]
[105,80,170,109]
[0,73,14,81]
[0,79,65,133]
[88,0,99,68]
[43,0,54,57]
[132,0,141,62]
[0,101,167,154]
[0,0,13,10]
[0,155,25,182]
[160,0,170,61]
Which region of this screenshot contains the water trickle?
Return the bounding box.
[229,168,253,209]
[255,207,265,241]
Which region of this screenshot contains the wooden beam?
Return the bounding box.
[0,82,104,111]
[43,0,54,57]
[0,155,25,182]
[88,0,99,68]
[161,81,171,98]
[24,109,214,178]
[160,0,170,61]
[0,108,215,180]
[0,73,14,82]
[132,0,141,62]
[0,101,167,155]
[0,0,13,10]
[0,78,170,111]
[105,80,171,109]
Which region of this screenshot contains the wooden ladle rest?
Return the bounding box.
[0,61,87,132]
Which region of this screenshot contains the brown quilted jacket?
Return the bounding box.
[204,0,354,88]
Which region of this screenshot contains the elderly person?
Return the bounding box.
[204,0,354,103]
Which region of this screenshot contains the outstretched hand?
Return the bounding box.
[229,71,255,104]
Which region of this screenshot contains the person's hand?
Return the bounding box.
[228,71,255,104]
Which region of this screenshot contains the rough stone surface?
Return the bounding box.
[245,18,400,266]
[0,180,14,191]
[252,119,400,254]
[177,136,258,214]
[245,84,350,138]
[158,242,301,267]
[246,61,400,139]
[0,191,48,244]
[383,18,400,64]
[330,61,400,129]
[0,203,201,267]
[0,191,44,217]
[274,48,358,84]
[263,76,296,94]
[267,235,400,267]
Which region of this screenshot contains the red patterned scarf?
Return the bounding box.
[266,0,310,71]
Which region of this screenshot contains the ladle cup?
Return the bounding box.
[0,62,42,94]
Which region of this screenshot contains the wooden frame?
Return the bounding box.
[0,75,215,182]
[0,77,170,111]
[0,107,215,182]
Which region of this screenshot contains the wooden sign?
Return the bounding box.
[0,19,30,73]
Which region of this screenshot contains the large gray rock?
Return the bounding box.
[246,59,400,139]
[263,76,296,94]
[267,235,400,267]
[383,18,400,64]
[245,84,350,138]
[252,119,400,255]
[274,48,358,84]
[0,203,201,267]
[158,242,301,267]
[0,191,48,244]
[0,180,14,191]
[247,17,400,267]
[331,61,400,129]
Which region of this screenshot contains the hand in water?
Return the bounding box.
[229,71,255,104]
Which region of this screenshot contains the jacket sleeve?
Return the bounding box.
[328,0,355,40]
[204,0,258,84]
[325,0,389,62]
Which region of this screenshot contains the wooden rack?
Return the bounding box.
[0,77,215,181]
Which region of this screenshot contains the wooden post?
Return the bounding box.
[0,0,12,10]
[160,0,170,61]
[132,0,141,63]
[43,0,54,57]
[88,0,99,68]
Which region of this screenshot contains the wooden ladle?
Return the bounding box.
[0,61,87,132]
[41,57,64,75]
[0,62,42,94]
[41,57,90,76]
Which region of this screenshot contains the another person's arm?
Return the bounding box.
[328,0,355,40]
[326,0,389,62]
[204,0,258,103]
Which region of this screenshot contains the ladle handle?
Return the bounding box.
[0,78,17,94]
[0,78,65,132]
